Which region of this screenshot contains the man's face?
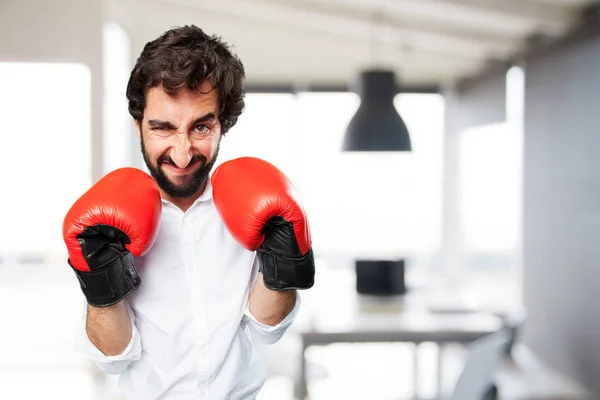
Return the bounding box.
[136,81,221,199]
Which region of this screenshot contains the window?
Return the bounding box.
[216,93,297,179]
[459,122,522,255]
[0,62,92,259]
[458,66,524,265]
[455,66,524,312]
[218,92,445,260]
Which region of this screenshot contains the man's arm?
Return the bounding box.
[77,298,142,375]
[86,301,132,356]
[249,273,296,326]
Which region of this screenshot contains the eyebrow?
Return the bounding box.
[147,113,216,129]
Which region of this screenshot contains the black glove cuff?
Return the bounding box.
[69,252,141,307]
[257,246,315,291]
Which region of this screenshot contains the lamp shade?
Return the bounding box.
[342,70,412,151]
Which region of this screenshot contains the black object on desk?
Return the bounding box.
[355,259,406,295]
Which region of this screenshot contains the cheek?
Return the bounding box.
[194,136,220,160]
[144,136,172,162]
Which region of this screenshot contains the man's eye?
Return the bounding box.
[194,125,209,133]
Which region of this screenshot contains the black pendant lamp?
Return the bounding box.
[342,69,412,151]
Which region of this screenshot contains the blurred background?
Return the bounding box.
[1,0,599,399]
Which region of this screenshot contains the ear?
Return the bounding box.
[217,119,224,138]
[134,119,141,138]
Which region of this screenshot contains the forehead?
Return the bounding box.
[144,81,219,120]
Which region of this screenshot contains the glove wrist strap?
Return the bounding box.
[70,252,141,307]
[257,247,315,291]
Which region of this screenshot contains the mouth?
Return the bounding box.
[161,158,201,176]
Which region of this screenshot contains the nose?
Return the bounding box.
[170,134,193,168]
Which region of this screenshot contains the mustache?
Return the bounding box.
[157,153,207,168]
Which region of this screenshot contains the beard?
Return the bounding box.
[141,135,220,199]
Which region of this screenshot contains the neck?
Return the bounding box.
[160,181,208,213]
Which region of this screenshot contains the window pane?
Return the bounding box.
[294,92,360,256]
[459,122,522,254]
[214,92,444,259]
[216,93,297,180]
[295,92,444,258]
[0,62,92,258]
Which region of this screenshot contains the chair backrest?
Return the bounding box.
[448,329,512,400]
[501,309,528,356]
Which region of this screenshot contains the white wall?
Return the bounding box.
[522,31,600,396]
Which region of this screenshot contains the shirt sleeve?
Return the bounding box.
[75,298,142,375]
[242,256,302,345]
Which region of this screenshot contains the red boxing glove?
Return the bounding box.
[63,168,162,306]
[212,157,314,290]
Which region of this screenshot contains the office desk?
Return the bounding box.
[292,265,504,399]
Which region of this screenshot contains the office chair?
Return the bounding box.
[446,329,512,400]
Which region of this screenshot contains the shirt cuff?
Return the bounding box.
[76,299,142,375]
[243,291,301,344]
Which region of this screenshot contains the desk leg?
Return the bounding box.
[413,343,419,400]
[436,343,444,399]
[296,340,308,400]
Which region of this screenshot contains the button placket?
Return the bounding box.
[181,213,211,387]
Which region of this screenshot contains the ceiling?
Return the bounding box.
[110,0,597,89]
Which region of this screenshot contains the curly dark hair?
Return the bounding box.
[126,25,245,134]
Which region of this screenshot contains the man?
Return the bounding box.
[62,25,315,399]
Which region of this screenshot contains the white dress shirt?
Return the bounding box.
[76,179,300,400]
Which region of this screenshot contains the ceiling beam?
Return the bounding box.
[288,0,576,36]
[268,0,528,42]
[278,0,576,36]
[152,0,518,61]
[436,0,577,33]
